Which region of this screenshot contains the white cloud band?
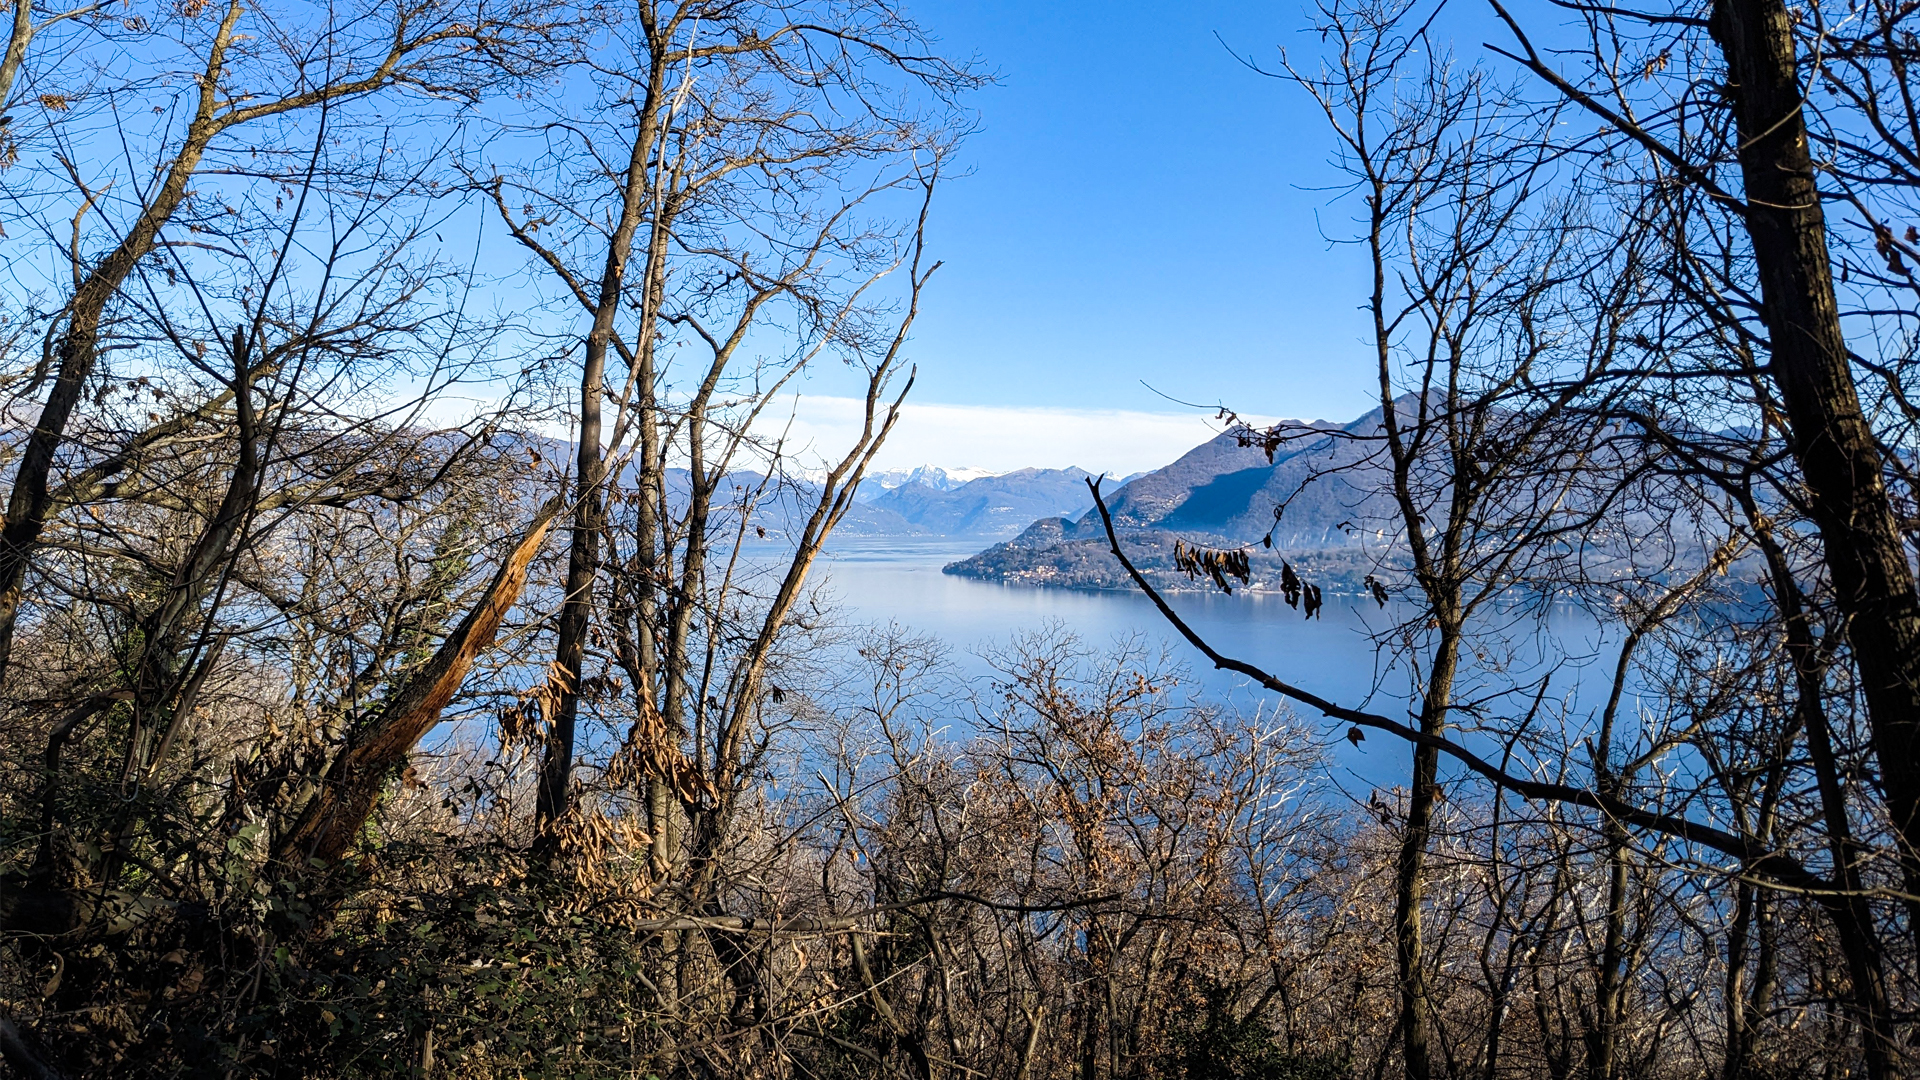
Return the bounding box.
[768,396,1284,476]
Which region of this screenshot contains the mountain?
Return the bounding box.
[616,460,1154,539]
[645,467,925,538]
[854,464,1002,501]
[941,514,1380,594]
[944,398,1760,595]
[872,466,1102,537]
[629,463,1100,540]
[1091,411,1391,544]
[944,406,1407,591]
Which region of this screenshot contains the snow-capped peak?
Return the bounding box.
[866,464,1001,492]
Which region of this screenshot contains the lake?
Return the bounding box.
[812,537,1631,791]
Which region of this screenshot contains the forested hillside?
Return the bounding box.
[945,405,1401,591]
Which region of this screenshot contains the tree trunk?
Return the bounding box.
[1709,0,1920,952]
[278,501,560,865]
[532,60,665,853]
[1394,631,1456,1080]
[1748,522,1897,1080]
[0,91,231,677]
[1723,879,1753,1080]
[532,378,605,854]
[1587,818,1629,1080]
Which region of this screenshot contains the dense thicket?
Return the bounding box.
[1,0,1917,1078]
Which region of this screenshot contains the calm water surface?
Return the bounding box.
[810,537,1628,789]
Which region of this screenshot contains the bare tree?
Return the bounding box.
[476,0,977,870]
[1093,2,1919,1078]
[1485,0,1920,988]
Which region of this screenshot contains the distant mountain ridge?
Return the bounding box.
[871,466,1101,537]
[944,405,1404,591]
[1091,415,1385,545]
[855,464,1002,499]
[940,399,1756,594]
[639,463,1134,540]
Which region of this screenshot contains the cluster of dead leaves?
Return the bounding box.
[1873,222,1919,275]
[604,694,716,809]
[1280,561,1322,619]
[1172,540,1249,594]
[500,661,572,746]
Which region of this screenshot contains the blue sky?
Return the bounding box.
[785,0,1390,472]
